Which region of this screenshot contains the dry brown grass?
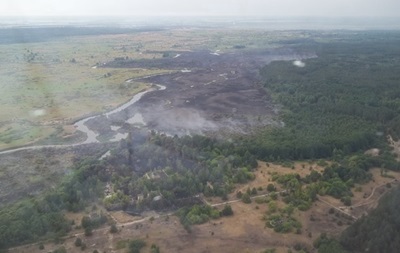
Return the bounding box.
[109,211,142,223]
[10,160,400,253]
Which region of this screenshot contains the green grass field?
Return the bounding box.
[0,33,175,149]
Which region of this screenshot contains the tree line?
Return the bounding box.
[244,33,400,161]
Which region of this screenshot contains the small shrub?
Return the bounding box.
[84,227,93,236]
[267,183,276,192]
[151,244,160,253]
[341,196,351,206]
[75,237,82,247]
[317,160,328,166]
[294,243,302,251]
[128,239,146,253]
[270,192,278,200]
[221,205,234,216]
[110,223,118,233]
[255,198,266,204]
[242,193,251,204]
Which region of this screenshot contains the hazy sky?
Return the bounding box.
[1,0,399,17]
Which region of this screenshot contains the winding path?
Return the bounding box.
[201,190,286,207]
[341,179,398,209]
[0,84,166,156]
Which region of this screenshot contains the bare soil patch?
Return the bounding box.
[109,211,143,224]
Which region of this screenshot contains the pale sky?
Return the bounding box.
[0,0,399,17]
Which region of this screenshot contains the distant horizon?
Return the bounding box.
[1,14,400,19]
[2,0,400,18]
[1,15,399,31]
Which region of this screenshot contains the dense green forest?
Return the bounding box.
[103,132,258,210]
[246,32,400,160]
[258,32,400,253]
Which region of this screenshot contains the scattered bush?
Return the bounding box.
[221,205,234,216]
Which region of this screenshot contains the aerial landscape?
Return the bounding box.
[1,1,400,253]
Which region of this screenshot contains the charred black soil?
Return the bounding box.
[102,48,309,136]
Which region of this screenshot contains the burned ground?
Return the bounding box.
[0,143,112,207]
[100,48,310,137]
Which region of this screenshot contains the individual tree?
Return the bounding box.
[221,205,234,216]
[84,227,93,236]
[81,216,92,229]
[242,193,251,204]
[267,183,276,192]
